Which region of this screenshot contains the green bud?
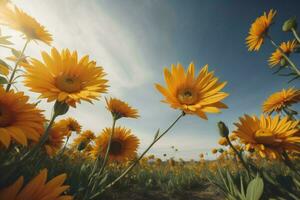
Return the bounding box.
[218,121,229,137]
[282,17,297,32]
[77,141,87,151]
[218,148,224,153]
[280,58,287,67]
[54,101,69,116]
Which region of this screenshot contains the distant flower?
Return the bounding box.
[269,40,298,67]
[0,6,52,45]
[92,127,140,163]
[0,169,72,200]
[262,88,300,114]
[199,153,204,158]
[71,130,95,151]
[211,148,218,154]
[0,87,45,148]
[233,114,300,159]
[246,10,276,51]
[24,48,108,107]
[155,63,228,120]
[57,117,82,137]
[218,137,228,146]
[44,123,68,156]
[105,97,139,120]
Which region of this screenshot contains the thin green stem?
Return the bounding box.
[84,118,117,199]
[91,112,185,199]
[97,118,117,177]
[58,136,70,158]
[267,35,300,77]
[282,107,296,121]
[292,28,300,44]
[6,40,30,92]
[0,44,14,50]
[225,136,251,176]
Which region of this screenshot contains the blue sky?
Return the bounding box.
[3,0,300,160]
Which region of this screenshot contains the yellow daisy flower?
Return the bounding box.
[233,114,300,159]
[44,123,68,157]
[0,87,45,148]
[0,169,73,200]
[0,6,52,45]
[262,88,300,114]
[212,148,218,154]
[70,130,95,151]
[268,40,298,67]
[57,117,82,137]
[155,63,228,120]
[246,10,276,51]
[218,137,228,146]
[91,126,140,163]
[24,48,108,107]
[105,97,139,120]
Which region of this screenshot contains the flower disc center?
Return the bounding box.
[55,75,82,93]
[255,129,280,145]
[109,139,123,155]
[0,103,14,127]
[177,88,198,105]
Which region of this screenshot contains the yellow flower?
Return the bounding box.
[262,88,300,114]
[233,114,300,159]
[44,123,68,156]
[211,148,218,154]
[0,87,45,148]
[70,130,95,151]
[155,63,228,119]
[269,40,298,67]
[105,97,139,120]
[24,48,108,107]
[246,10,276,51]
[91,126,140,163]
[57,117,82,137]
[199,153,204,158]
[0,6,52,45]
[0,169,72,200]
[218,137,228,146]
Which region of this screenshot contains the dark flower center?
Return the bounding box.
[109,140,123,155]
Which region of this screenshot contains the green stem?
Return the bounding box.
[282,107,296,121]
[84,118,117,199]
[97,118,117,177]
[91,112,185,199]
[267,36,300,77]
[0,44,14,50]
[292,28,300,44]
[6,40,30,92]
[58,136,70,158]
[225,136,252,176]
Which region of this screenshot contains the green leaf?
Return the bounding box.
[246,175,264,200]
[0,36,13,45]
[11,48,22,58]
[153,129,160,140]
[0,59,10,76]
[0,76,8,84]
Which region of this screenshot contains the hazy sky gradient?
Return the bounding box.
[3,0,300,160]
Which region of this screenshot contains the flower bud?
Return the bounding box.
[280,58,287,67]
[54,101,69,116]
[218,121,229,137]
[282,17,297,32]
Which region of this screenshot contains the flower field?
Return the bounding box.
[0,1,300,200]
